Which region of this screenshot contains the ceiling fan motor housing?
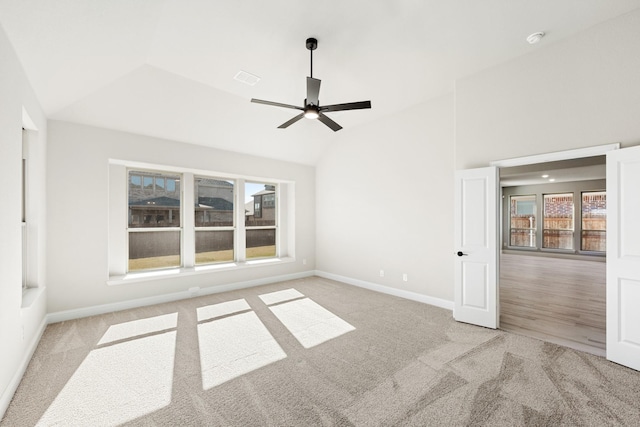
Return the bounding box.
[306,38,317,50]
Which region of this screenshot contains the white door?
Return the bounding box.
[454,167,499,329]
[606,146,640,371]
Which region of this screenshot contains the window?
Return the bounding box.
[130,175,141,188]
[509,195,536,248]
[195,177,235,265]
[582,191,606,252]
[245,182,277,259]
[143,176,154,189]
[128,170,182,272]
[543,193,574,250]
[21,130,27,290]
[504,184,605,256]
[110,164,291,279]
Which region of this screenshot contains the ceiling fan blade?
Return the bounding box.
[317,113,343,132]
[306,77,321,106]
[320,100,371,112]
[278,113,305,129]
[251,98,303,110]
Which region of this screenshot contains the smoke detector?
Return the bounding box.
[526,32,545,44]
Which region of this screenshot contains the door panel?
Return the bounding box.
[462,262,488,309]
[454,167,498,329]
[607,146,640,371]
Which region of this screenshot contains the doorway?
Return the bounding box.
[455,143,640,371]
[495,155,607,356]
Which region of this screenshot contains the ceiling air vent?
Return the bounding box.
[234,70,261,86]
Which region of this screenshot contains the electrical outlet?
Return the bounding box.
[303,258,307,265]
[402,273,408,282]
[380,270,384,277]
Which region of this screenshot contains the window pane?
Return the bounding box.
[245,182,276,226]
[129,175,141,188]
[129,171,181,228]
[509,195,536,248]
[246,229,276,259]
[143,176,154,189]
[195,177,234,227]
[129,231,180,271]
[582,191,606,252]
[195,230,234,264]
[543,193,574,250]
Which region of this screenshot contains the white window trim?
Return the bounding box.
[108,160,295,285]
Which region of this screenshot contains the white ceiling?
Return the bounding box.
[500,156,606,187]
[2,0,640,165]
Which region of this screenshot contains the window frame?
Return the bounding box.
[502,182,606,257]
[194,176,236,266]
[127,169,184,273]
[542,192,575,251]
[109,161,293,283]
[580,190,606,253]
[508,194,537,249]
[245,181,278,261]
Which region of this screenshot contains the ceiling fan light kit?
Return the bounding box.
[251,37,371,131]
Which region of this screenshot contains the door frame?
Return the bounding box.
[489,144,619,169]
[488,143,619,344]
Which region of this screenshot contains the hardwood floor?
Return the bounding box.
[499,252,606,356]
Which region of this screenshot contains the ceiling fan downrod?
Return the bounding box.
[306,37,317,78]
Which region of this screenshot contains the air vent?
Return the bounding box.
[234,70,261,86]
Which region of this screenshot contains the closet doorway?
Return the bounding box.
[498,156,606,356]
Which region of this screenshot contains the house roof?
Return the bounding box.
[130,196,233,210]
[198,179,233,187]
[1,1,639,165]
[197,197,233,211]
[251,189,275,197]
[129,196,180,207]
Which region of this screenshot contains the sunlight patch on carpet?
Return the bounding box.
[197,311,286,390]
[98,312,178,345]
[197,298,251,322]
[37,330,176,426]
[268,298,355,348]
[259,288,304,305]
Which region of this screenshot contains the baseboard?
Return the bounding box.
[47,270,315,324]
[0,316,47,420]
[314,270,454,311]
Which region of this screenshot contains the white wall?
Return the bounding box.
[456,9,640,169]
[0,27,48,417]
[46,121,315,313]
[316,95,455,302]
[315,9,640,307]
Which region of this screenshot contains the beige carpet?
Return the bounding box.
[2,277,640,426]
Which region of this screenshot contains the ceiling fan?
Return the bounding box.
[251,38,371,132]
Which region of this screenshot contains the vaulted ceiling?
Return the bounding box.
[2,0,639,164]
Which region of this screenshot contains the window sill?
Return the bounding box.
[107,257,295,286]
[22,287,45,309]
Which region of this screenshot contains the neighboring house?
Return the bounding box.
[245,185,276,226]
[195,178,234,227]
[128,173,234,227]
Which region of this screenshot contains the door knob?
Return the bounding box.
[456,251,468,257]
